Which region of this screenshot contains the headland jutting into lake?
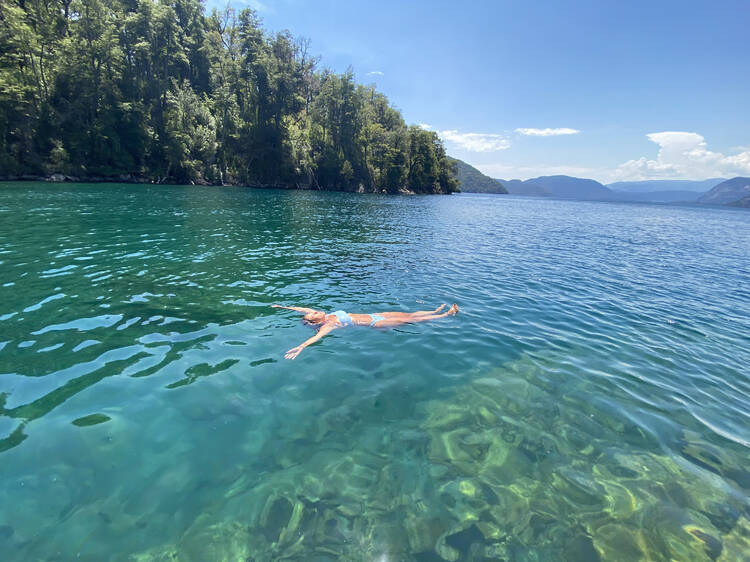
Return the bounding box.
[0,3,455,195]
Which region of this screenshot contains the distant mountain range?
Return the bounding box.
[607,190,713,203]
[512,175,612,199]
[486,175,614,199]
[607,179,724,193]
[452,157,749,208]
[498,179,547,196]
[496,175,722,203]
[451,158,507,194]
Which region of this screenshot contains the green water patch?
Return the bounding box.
[0,424,27,453]
[118,353,749,561]
[71,414,111,427]
[165,358,240,389]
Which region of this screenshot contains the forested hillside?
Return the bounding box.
[698,177,750,205]
[450,158,507,194]
[0,0,457,193]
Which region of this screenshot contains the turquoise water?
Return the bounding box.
[0,182,749,561]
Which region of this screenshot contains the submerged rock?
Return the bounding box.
[717,516,750,562]
[98,353,750,560]
[405,516,451,553]
[177,520,250,562]
[260,495,294,543]
[591,523,647,560]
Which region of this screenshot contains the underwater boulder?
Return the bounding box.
[592,476,639,521]
[638,503,722,561]
[591,523,647,560]
[405,515,453,554]
[717,516,750,561]
[435,523,487,561]
[259,494,295,543]
[178,520,250,562]
[552,466,607,510]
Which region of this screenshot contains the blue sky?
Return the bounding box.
[206,0,750,183]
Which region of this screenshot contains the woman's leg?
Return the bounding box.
[378,305,445,321]
[406,304,458,323]
[411,304,446,316]
[373,304,457,327]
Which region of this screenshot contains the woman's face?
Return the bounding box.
[303,311,326,325]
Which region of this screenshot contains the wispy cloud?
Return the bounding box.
[426,129,510,152]
[238,0,271,12]
[613,131,750,181]
[417,124,510,152]
[515,127,580,137]
[465,131,750,183]
[366,70,384,76]
[441,130,511,152]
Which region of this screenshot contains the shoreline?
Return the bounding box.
[0,175,438,196]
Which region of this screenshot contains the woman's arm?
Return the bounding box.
[271,304,318,314]
[285,323,338,360]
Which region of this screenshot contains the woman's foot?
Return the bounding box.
[448,303,459,315]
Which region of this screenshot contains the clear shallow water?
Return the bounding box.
[0,182,749,561]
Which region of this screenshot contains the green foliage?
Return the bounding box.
[164,79,217,183]
[0,0,456,193]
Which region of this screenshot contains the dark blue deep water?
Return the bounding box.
[0,183,749,560]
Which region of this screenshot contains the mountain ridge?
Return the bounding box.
[453,160,748,207]
[495,175,612,200]
[451,159,508,194]
[729,195,750,208]
[697,177,750,205]
[606,179,725,193]
[607,190,706,203]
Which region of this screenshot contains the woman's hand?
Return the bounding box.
[283,322,335,359]
[271,304,282,308]
[285,345,304,360]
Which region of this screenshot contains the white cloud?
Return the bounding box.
[515,127,580,136]
[612,131,750,181]
[478,163,602,180]
[439,130,511,152]
[415,125,510,152]
[366,70,384,76]
[239,0,270,12]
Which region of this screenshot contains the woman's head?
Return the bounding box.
[303,311,326,325]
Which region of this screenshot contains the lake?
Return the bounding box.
[0,182,749,561]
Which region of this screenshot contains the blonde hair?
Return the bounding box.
[303,311,326,325]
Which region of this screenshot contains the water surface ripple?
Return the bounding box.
[0,183,749,560]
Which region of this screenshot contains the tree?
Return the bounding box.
[0,0,457,193]
[164,79,216,183]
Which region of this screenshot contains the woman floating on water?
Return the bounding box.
[272,303,459,359]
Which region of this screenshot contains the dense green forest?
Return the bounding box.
[0,0,457,193]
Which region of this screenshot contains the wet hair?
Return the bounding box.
[303,311,326,325]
